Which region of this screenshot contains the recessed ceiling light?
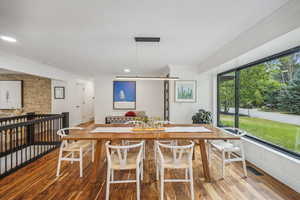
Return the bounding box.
[124,69,131,73]
[0,35,17,43]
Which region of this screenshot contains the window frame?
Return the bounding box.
[217,45,300,160]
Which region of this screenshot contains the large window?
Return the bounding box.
[217,46,300,158]
[218,72,236,128]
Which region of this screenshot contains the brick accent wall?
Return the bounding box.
[0,74,51,114]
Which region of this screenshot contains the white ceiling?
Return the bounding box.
[0,0,289,77]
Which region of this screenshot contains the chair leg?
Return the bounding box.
[56,148,63,177]
[136,167,141,200]
[185,168,188,179]
[111,169,114,181]
[208,144,212,167]
[156,162,159,181]
[160,167,164,200]
[240,145,248,178]
[143,142,146,160]
[222,151,225,179]
[242,159,247,178]
[189,166,195,200]
[71,152,74,164]
[228,152,232,159]
[141,162,144,181]
[92,142,95,162]
[106,166,111,200]
[79,148,83,178]
[154,142,157,162]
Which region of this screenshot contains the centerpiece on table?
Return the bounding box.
[132,117,165,131]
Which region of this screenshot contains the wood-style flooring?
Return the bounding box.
[0,126,299,200]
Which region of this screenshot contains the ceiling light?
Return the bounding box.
[134,37,160,42]
[0,35,17,43]
[124,69,131,73]
[115,76,179,81]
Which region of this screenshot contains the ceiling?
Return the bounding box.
[0,0,289,77]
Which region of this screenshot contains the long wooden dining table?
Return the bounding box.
[62,124,239,183]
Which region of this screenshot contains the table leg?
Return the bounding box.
[199,139,211,182]
[91,140,102,183]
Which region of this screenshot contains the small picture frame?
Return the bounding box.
[175,80,197,103]
[54,87,65,99]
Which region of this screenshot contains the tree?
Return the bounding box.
[239,64,271,108]
[277,79,300,114]
[267,53,300,83]
[263,82,281,109]
[219,78,234,113]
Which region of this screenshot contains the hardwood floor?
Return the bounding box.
[0,133,299,199]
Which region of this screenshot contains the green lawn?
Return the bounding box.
[220,115,300,154]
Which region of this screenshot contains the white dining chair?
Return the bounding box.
[123,120,146,159]
[153,121,177,163]
[105,141,144,200]
[207,128,247,179]
[56,127,94,177]
[156,141,195,200]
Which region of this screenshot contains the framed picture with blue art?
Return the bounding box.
[113,81,136,110]
[175,80,197,103]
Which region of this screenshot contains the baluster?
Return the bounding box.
[15,127,18,166]
[5,130,7,174]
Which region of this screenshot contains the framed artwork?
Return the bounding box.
[175,80,197,103]
[54,87,65,99]
[0,80,23,109]
[113,81,136,110]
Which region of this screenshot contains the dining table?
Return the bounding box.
[62,124,239,183]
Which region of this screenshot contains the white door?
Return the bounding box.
[75,83,89,124]
[71,83,82,125]
[80,85,89,123]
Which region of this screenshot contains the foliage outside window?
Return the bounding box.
[218,47,300,156]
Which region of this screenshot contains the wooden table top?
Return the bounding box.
[63,124,239,141]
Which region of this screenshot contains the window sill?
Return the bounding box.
[217,127,300,164]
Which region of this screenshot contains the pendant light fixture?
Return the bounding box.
[118,37,179,81]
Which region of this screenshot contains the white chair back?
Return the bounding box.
[105,141,144,169]
[124,121,145,125]
[156,141,194,165]
[57,127,84,137]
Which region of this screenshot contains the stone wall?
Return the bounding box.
[0,74,51,114]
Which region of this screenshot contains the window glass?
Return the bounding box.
[218,49,300,155]
[218,72,235,128]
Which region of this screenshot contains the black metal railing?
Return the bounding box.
[0,112,69,178]
[0,112,57,127]
[0,115,28,127]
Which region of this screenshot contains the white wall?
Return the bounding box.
[94,75,164,124]
[168,65,213,123]
[0,50,94,126]
[52,79,94,126]
[243,138,300,193]
[198,27,300,193]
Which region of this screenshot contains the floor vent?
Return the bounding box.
[247,166,263,176]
